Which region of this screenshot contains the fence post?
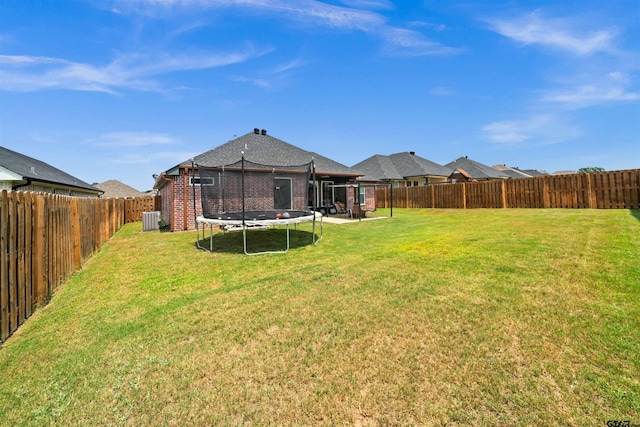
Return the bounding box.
[0,190,9,341]
[462,183,467,209]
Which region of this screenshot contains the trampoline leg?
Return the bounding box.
[196,223,203,251]
[243,224,291,255]
[312,215,323,245]
[196,222,215,253]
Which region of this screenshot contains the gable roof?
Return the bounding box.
[445,157,509,180]
[95,180,146,198]
[451,168,473,179]
[352,152,452,181]
[389,152,453,177]
[352,154,404,181]
[521,169,549,177]
[0,146,101,193]
[492,164,534,179]
[175,130,358,176]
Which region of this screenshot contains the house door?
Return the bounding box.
[321,181,334,206]
[274,177,292,210]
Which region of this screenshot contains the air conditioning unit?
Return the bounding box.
[142,211,161,231]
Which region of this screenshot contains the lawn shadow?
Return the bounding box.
[630,209,640,223]
[195,228,320,255]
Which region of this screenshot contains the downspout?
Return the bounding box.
[11,178,32,191]
[182,165,189,231]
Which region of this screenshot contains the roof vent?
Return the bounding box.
[253,128,260,134]
[409,151,415,156]
[261,129,267,135]
[30,166,37,175]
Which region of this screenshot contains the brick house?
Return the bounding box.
[154,129,371,231]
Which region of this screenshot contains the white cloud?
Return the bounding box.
[488,11,618,55]
[0,47,267,94]
[110,151,198,165]
[336,0,393,10]
[115,0,386,29]
[482,115,581,146]
[542,72,640,109]
[115,0,460,57]
[230,75,273,88]
[91,132,180,147]
[544,85,640,107]
[431,86,456,96]
[380,28,462,56]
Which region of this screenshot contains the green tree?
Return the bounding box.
[578,167,605,173]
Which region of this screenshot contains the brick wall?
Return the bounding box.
[164,168,375,231]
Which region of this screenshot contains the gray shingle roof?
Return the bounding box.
[180,131,358,176]
[0,146,101,192]
[352,155,404,180]
[521,169,549,177]
[95,180,146,198]
[389,152,453,177]
[491,164,533,179]
[445,157,509,179]
[352,152,452,181]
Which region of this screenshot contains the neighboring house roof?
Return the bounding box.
[445,157,509,180]
[95,180,146,198]
[492,164,534,179]
[389,152,453,178]
[166,130,359,177]
[0,146,101,193]
[352,154,404,181]
[521,169,549,177]
[553,170,577,175]
[451,168,473,179]
[352,152,452,181]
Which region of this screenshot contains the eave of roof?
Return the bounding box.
[166,131,361,178]
[0,146,102,192]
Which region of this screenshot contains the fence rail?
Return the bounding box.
[376,170,640,210]
[0,192,159,342]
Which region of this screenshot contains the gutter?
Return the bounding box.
[11,178,32,191]
[11,177,103,196]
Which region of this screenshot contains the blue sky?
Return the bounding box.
[1,0,639,191]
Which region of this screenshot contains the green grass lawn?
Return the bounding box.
[1,209,639,426]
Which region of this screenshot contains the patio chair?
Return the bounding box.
[350,203,367,219]
[333,202,349,217]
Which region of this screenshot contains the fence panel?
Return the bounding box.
[125,196,158,223]
[375,170,640,210]
[0,192,160,342]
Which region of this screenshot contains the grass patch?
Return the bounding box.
[1,209,638,425]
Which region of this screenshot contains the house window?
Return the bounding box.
[190,177,214,186]
[358,187,365,205]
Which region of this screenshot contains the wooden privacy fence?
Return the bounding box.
[0,192,159,342]
[376,169,640,210]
